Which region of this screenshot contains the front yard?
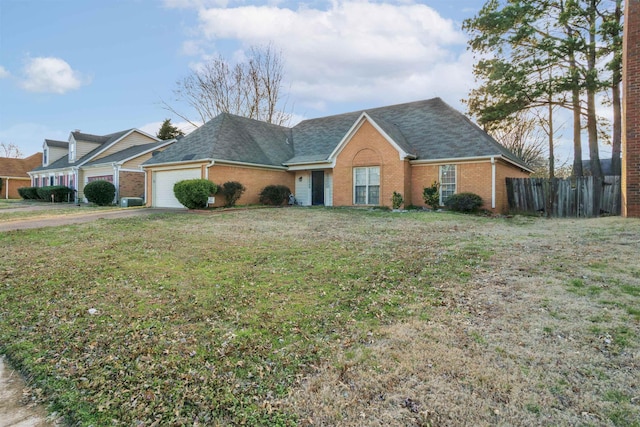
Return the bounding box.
[0,208,638,426]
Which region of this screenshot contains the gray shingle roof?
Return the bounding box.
[44,139,69,148]
[144,98,530,170]
[32,129,147,172]
[84,141,170,166]
[144,113,293,166]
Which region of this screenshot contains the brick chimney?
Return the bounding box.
[623,0,640,217]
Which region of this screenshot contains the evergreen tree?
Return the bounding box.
[156,119,184,140]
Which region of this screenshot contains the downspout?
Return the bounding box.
[491,156,496,210]
[205,160,215,180]
[113,163,120,203]
[4,178,8,199]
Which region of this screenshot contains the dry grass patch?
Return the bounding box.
[0,209,638,426]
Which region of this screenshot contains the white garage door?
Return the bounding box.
[153,169,201,208]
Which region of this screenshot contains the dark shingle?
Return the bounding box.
[145,98,530,170]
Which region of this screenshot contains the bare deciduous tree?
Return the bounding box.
[489,112,548,175]
[0,142,23,158]
[164,43,291,127]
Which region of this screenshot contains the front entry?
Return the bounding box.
[311,171,325,205]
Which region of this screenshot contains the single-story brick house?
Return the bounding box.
[29,129,174,203]
[143,98,532,212]
[0,153,43,199]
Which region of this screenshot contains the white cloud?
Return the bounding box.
[179,0,471,116]
[0,66,10,79]
[20,57,89,94]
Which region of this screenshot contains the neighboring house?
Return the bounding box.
[0,153,43,199]
[143,98,532,212]
[29,129,174,203]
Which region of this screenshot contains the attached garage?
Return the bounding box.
[152,168,201,208]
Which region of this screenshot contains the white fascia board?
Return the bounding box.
[131,128,162,142]
[285,160,334,171]
[328,112,411,162]
[143,159,209,171]
[214,159,289,171]
[411,155,533,173]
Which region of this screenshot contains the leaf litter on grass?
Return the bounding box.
[0,210,638,426]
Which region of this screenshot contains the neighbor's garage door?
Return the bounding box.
[153,168,201,208]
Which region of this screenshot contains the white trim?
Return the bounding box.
[411,154,533,173]
[328,112,413,162]
[143,160,209,171]
[286,160,334,171]
[214,159,288,171]
[491,156,496,209]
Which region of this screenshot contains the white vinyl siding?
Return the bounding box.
[324,172,333,207]
[95,132,158,161]
[153,168,201,208]
[294,172,311,206]
[439,164,456,205]
[353,166,380,205]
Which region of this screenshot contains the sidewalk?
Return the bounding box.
[0,356,55,427]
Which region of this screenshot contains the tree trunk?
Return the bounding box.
[610,0,622,175]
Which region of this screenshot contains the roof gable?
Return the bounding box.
[327,112,414,162]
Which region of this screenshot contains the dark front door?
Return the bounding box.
[311,171,325,205]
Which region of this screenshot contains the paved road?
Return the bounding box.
[0,206,186,232]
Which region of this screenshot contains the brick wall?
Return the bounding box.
[119,171,145,199]
[623,0,640,217]
[208,164,295,207]
[333,120,410,207]
[410,160,529,213]
[2,178,30,199]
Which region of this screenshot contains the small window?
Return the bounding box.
[43,148,48,165]
[69,141,76,161]
[354,166,380,205]
[439,165,456,205]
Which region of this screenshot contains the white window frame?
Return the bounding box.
[69,140,76,162]
[439,164,456,205]
[353,166,380,205]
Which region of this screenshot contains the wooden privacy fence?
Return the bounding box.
[506,176,621,217]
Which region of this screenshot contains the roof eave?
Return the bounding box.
[411,155,533,173]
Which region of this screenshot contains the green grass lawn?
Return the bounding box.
[0,202,122,222]
[0,208,638,426]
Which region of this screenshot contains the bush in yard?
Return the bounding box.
[18,187,41,200]
[84,180,116,206]
[36,186,73,203]
[220,181,246,207]
[173,179,217,209]
[259,185,291,206]
[444,192,483,213]
[422,181,440,210]
[391,191,404,209]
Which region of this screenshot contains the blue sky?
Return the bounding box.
[0,0,593,163]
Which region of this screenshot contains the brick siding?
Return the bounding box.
[623,0,640,217]
[119,171,145,199]
[208,164,295,207]
[333,121,411,207]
